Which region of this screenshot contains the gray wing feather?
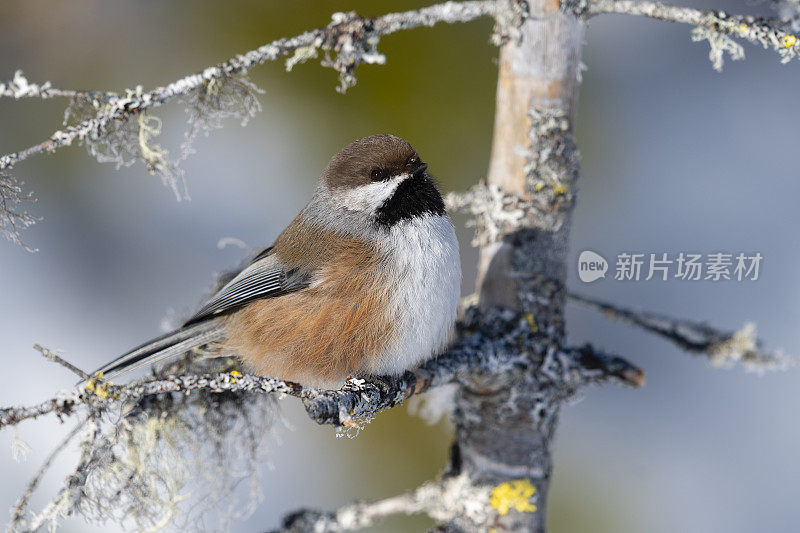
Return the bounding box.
[183,252,302,325]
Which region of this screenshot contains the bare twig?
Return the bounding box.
[10,419,86,528]
[19,416,102,533]
[32,344,90,380]
[569,293,794,370]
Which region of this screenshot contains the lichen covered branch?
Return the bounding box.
[569,293,794,370]
[1,305,642,531]
[0,1,495,247]
[0,70,116,101]
[0,1,494,173]
[0,307,642,432]
[277,475,492,532]
[582,0,800,69]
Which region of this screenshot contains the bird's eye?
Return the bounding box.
[370,168,384,181]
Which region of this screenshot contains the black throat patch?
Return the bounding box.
[375,174,446,227]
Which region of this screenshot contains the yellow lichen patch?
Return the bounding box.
[93,383,110,399]
[490,479,537,515]
[524,313,538,333]
[85,378,110,399]
[785,35,797,48]
[534,183,544,192]
[553,185,566,195]
[229,370,243,383]
[738,24,748,32]
[84,371,113,399]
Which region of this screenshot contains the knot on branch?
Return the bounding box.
[319,12,386,93]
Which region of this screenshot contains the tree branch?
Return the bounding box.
[0,308,643,432]
[276,475,492,533]
[582,0,799,68]
[569,293,794,370]
[0,1,495,174]
[0,70,116,101]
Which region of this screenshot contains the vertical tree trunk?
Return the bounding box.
[451,0,585,530]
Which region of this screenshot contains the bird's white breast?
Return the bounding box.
[371,214,462,375]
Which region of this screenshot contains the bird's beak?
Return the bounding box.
[411,162,428,178]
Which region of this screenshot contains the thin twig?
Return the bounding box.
[569,293,794,370]
[20,415,102,533]
[10,419,86,529]
[33,344,90,380]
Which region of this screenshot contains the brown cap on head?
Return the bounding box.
[321,135,424,190]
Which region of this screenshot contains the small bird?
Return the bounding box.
[92,135,462,389]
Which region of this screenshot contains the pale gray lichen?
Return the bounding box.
[9,355,283,533]
[691,27,745,71]
[62,75,265,202]
[63,88,188,200]
[179,75,264,163]
[0,172,38,252]
[76,391,279,531]
[320,12,387,93]
[446,183,531,246]
[584,1,800,65]
[707,322,794,372]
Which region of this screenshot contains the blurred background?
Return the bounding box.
[1,0,798,531]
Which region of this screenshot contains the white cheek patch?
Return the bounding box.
[339,173,409,212]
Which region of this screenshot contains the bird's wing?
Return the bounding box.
[183,247,311,326]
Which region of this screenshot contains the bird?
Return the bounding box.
[91,134,462,389]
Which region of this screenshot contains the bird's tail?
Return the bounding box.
[88,319,226,381]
